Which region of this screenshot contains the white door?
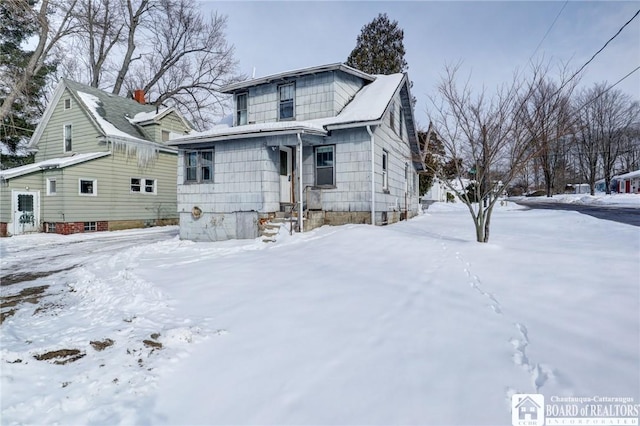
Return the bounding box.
[279,147,292,203]
[12,190,40,235]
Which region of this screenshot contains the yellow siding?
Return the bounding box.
[35,88,106,162]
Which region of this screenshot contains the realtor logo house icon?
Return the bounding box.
[511,394,544,426]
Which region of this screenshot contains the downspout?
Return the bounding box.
[297,132,303,233]
[367,125,375,225]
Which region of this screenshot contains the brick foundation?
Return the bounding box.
[0,222,7,237]
[42,219,178,235]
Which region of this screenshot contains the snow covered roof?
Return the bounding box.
[170,121,327,145]
[617,169,640,179]
[313,74,405,128]
[28,79,185,153]
[0,152,111,180]
[170,74,407,144]
[220,63,375,93]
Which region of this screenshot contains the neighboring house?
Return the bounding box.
[169,63,422,242]
[0,79,192,236]
[617,169,640,193]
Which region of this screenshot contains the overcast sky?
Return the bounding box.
[201,1,639,128]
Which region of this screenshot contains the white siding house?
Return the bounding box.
[170,63,423,242]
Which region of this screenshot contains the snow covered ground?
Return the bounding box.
[510,192,640,207]
[1,202,638,425]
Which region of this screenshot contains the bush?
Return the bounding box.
[446,192,456,203]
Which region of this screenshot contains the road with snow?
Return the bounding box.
[514,200,640,226]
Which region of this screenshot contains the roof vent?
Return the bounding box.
[133,89,145,105]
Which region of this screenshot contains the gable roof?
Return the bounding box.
[220,63,375,93]
[28,79,188,153]
[0,152,111,180]
[170,69,422,170]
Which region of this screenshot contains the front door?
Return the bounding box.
[12,190,40,235]
[280,147,292,203]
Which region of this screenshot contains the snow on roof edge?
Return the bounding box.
[0,152,111,180]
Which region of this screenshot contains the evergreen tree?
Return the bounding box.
[346,13,408,75]
[0,0,55,162]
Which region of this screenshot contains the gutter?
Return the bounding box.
[297,133,304,234]
[367,125,375,226]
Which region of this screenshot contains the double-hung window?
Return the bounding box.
[64,124,72,152]
[279,83,295,120]
[236,93,248,125]
[389,102,395,132]
[185,149,214,183]
[315,145,335,186]
[382,150,389,191]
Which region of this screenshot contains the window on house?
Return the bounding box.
[389,102,395,132]
[131,178,141,192]
[46,223,56,233]
[84,222,97,232]
[47,178,57,195]
[236,93,248,125]
[279,83,295,120]
[184,150,214,183]
[144,179,156,193]
[315,145,335,186]
[79,179,97,196]
[382,150,389,190]
[162,130,170,142]
[399,106,404,139]
[64,124,72,152]
[64,98,71,110]
[405,163,409,193]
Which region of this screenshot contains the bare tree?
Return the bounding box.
[426,65,535,243]
[518,64,578,197]
[0,0,78,123]
[573,86,602,195]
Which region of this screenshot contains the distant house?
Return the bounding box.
[0,79,192,236]
[617,170,640,193]
[169,63,422,242]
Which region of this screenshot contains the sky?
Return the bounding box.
[200,1,640,128]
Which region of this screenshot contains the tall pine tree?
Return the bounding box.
[346,13,408,75]
[0,0,55,165]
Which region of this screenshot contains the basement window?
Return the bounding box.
[84,222,97,232]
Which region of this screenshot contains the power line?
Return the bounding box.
[577,65,640,110]
[558,8,640,93]
[529,1,568,61]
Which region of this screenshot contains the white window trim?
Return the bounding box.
[389,101,395,133]
[63,123,72,153]
[399,106,404,139]
[46,178,57,196]
[79,178,97,196]
[130,177,157,195]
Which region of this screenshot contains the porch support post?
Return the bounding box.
[367,125,375,225]
[297,133,303,233]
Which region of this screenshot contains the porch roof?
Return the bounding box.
[0,152,111,180]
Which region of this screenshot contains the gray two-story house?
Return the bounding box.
[169,63,422,242]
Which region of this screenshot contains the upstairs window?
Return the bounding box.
[279,83,295,120]
[64,124,72,152]
[131,178,156,194]
[47,178,57,196]
[64,98,71,110]
[315,145,335,186]
[162,130,170,142]
[236,93,248,125]
[185,149,214,183]
[382,150,389,190]
[399,106,404,139]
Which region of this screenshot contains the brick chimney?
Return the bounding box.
[133,89,145,104]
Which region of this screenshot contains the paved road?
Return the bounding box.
[512,200,640,227]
